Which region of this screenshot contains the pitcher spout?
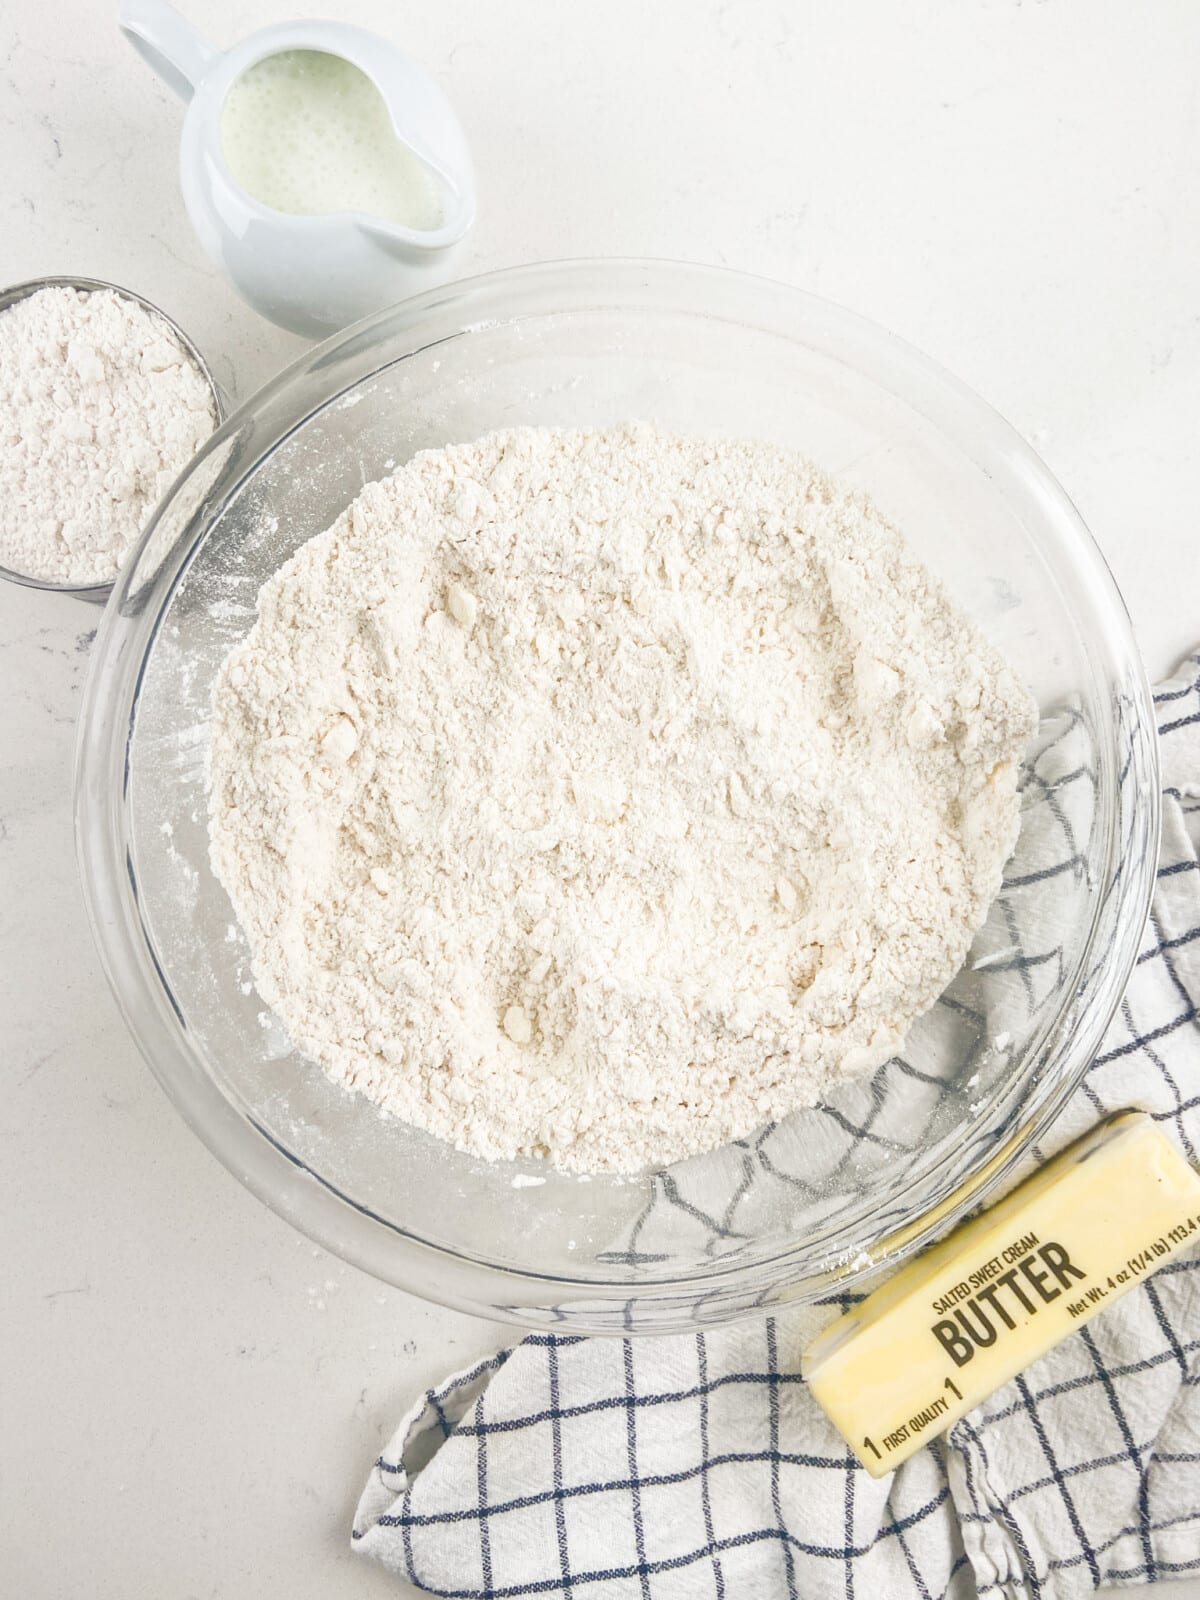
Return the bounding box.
[356,157,476,261]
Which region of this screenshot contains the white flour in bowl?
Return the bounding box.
[208,425,1036,1173]
[0,285,216,585]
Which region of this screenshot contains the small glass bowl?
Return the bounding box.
[0,275,224,603]
[75,260,1159,1333]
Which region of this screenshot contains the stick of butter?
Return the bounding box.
[803,1111,1200,1477]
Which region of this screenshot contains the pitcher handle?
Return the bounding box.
[119,0,218,102]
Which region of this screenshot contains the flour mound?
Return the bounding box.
[0,286,216,585]
[208,425,1036,1174]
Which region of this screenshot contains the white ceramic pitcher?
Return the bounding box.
[120,0,476,338]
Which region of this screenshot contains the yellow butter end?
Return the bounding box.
[803,1112,1200,1478]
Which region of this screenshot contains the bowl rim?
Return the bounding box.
[73,256,1161,1331]
[0,273,225,602]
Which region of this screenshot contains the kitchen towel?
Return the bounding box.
[354,651,1200,1600]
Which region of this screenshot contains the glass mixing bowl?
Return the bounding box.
[75,260,1159,1333]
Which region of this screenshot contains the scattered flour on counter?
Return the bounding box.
[208,424,1037,1174]
[0,285,216,585]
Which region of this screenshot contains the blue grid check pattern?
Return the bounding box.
[354,652,1200,1599]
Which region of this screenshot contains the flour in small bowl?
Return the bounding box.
[0,285,217,586]
[208,425,1036,1173]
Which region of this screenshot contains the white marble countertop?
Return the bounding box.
[3,2,1198,1594]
